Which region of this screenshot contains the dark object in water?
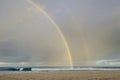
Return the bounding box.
[22,68,32,71]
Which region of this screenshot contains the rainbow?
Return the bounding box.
[26,0,73,67]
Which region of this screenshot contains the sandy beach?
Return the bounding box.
[0,70,120,80]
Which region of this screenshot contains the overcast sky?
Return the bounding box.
[0,0,120,67]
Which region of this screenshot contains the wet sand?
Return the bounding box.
[0,70,120,80]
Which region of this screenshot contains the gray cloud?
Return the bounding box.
[0,0,120,67]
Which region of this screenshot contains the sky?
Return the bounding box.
[0,0,120,67]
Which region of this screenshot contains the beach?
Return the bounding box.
[0,70,120,80]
